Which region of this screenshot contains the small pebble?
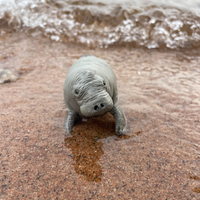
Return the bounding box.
[0,69,17,84]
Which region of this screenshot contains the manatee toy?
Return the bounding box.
[63,55,126,135]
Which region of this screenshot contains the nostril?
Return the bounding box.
[101,104,104,108]
[94,105,99,111]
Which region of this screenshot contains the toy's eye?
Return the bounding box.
[103,81,106,85]
[75,89,79,95]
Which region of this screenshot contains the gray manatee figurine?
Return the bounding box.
[63,55,126,135]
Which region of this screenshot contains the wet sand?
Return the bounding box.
[0,33,200,199]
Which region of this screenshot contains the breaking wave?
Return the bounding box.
[1,0,200,49]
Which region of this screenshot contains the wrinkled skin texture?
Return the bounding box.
[63,55,126,135]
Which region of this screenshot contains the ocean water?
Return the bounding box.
[1,0,200,49]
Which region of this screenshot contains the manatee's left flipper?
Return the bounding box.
[110,103,126,135]
[65,109,79,134]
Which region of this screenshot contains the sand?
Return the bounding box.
[0,33,200,199]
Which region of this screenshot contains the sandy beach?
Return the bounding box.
[0,32,200,199]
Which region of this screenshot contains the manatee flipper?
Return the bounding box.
[65,109,78,134]
[110,103,126,135]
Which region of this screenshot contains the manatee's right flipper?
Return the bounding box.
[110,103,126,136]
[65,109,79,134]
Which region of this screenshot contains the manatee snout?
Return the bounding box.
[80,94,113,117]
[93,102,110,111]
